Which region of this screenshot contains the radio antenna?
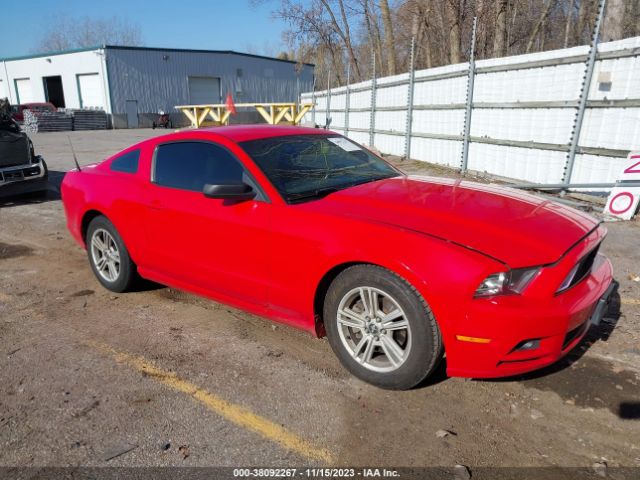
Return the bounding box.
[67,136,81,171]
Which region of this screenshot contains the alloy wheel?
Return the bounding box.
[336,286,412,372]
[90,228,121,282]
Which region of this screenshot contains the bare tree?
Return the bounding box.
[35,14,143,52]
[32,14,78,52]
[602,0,626,41]
[368,1,386,73]
[414,0,433,68]
[263,0,636,89]
[563,0,577,47]
[525,0,555,52]
[318,0,362,79]
[493,0,509,56]
[379,0,397,75]
[444,0,462,63]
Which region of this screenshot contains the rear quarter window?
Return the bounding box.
[110,150,140,174]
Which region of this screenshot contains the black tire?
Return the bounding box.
[32,158,49,196]
[85,216,137,293]
[324,265,443,390]
[41,158,48,180]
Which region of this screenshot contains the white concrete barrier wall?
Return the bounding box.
[302,37,640,189]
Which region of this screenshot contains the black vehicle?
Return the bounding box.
[0,99,48,197]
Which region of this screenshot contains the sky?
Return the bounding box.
[1,0,289,58]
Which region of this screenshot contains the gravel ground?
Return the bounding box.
[0,129,638,476]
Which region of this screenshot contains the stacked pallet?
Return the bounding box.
[22,110,38,134]
[36,111,73,132]
[20,109,108,133]
[73,109,108,130]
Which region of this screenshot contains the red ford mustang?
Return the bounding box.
[61,126,614,389]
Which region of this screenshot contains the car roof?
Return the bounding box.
[198,125,332,142]
[128,125,337,155]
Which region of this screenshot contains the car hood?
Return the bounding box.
[304,176,599,267]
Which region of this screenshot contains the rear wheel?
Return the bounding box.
[86,216,137,292]
[324,265,443,390]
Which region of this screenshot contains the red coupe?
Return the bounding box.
[61,126,614,389]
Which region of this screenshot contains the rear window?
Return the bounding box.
[110,150,140,173]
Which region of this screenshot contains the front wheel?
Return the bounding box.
[324,265,443,390]
[86,216,137,292]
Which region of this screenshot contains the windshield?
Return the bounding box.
[239,134,401,203]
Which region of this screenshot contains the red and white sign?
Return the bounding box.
[604,151,640,220]
[622,155,640,179]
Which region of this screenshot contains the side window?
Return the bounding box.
[110,150,140,173]
[154,142,245,192]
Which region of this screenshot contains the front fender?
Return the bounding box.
[313,226,505,348]
[267,203,504,341]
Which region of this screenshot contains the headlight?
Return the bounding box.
[474,267,540,298]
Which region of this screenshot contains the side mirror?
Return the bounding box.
[203,183,256,201]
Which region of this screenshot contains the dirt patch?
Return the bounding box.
[70,289,95,297]
[0,242,33,260]
[519,355,640,417]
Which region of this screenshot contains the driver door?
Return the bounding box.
[143,140,271,308]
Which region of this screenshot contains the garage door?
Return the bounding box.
[0,79,7,100]
[77,73,104,109]
[15,78,34,104]
[188,76,221,105]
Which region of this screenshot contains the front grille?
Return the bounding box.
[558,243,600,293]
[0,165,41,183]
[570,245,600,289]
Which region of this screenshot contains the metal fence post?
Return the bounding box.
[345,61,351,137]
[369,51,377,147]
[404,34,416,160]
[326,68,332,128]
[563,0,606,185]
[311,75,316,125]
[460,16,477,174]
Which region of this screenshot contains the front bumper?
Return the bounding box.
[0,157,48,196]
[446,247,614,379]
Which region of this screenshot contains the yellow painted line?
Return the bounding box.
[621,298,640,306]
[87,341,333,463]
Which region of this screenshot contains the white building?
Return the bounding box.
[0,45,314,128]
